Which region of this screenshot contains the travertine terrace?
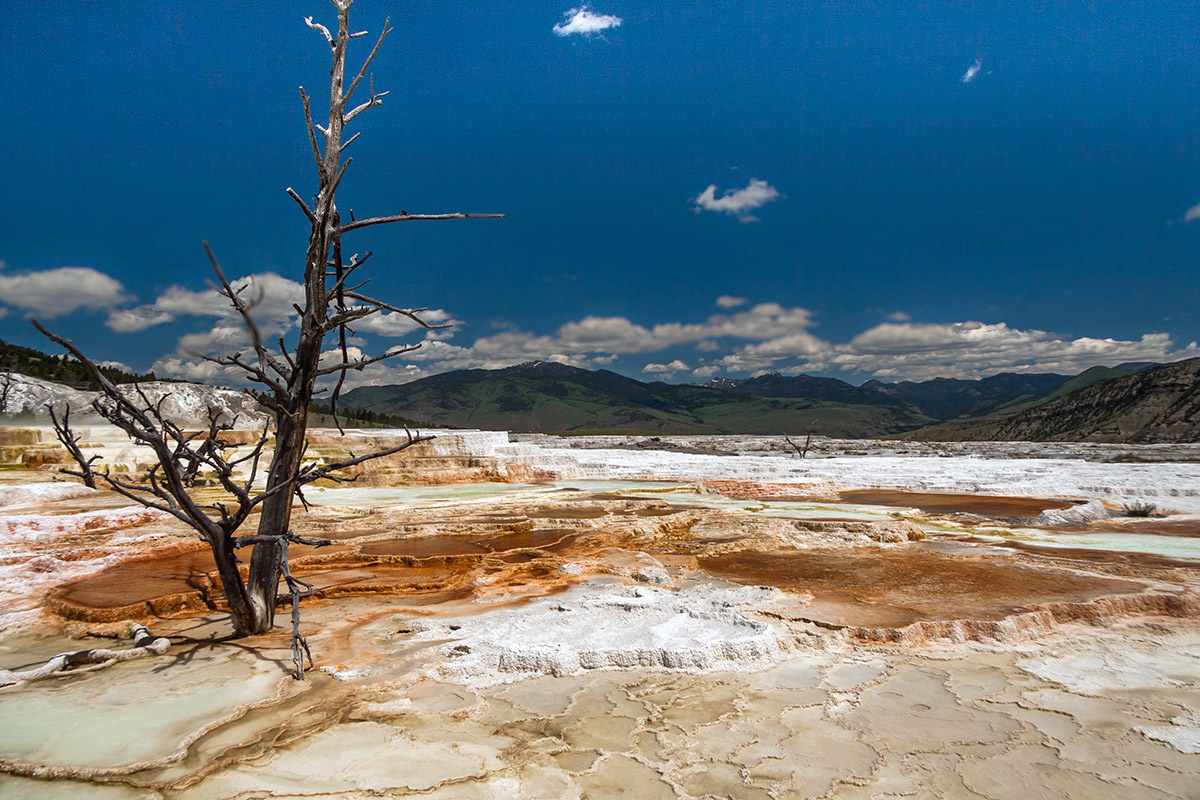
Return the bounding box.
[1,425,1198,798]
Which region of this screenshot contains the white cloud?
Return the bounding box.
[380,302,820,377]
[798,321,1199,381]
[97,360,135,373]
[150,355,239,384]
[553,6,622,37]
[886,311,911,322]
[643,360,690,377]
[962,58,982,83]
[692,179,782,222]
[107,306,175,332]
[0,267,128,318]
[691,365,720,378]
[106,273,304,336]
[351,308,457,338]
[716,295,746,309]
[1183,202,1200,223]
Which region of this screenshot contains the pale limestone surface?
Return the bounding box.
[0,434,1197,797]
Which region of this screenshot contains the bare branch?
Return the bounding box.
[296,431,433,486]
[341,291,451,329]
[343,87,389,124]
[47,404,101,489]
[0,623,170,689]
[314,344,421,377]
[286,187,318,225]
[343,16,392,106]
[299,87,323,169]
[339,211,505,234]
[304,15,334,47]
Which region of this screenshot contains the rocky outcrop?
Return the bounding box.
[1,373,270,430]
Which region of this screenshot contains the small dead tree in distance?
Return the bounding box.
[783,422,817,459]
[33,0,501,674]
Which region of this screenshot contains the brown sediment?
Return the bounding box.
[699,545,1146,628]
[358,536,489,558]
[475,529,581,554]
[703,480,839,502]
[46,523,593,624]
[628,507,683,518]
[45,542,346,622]
[47,549,220,622]
[836,489,1075,518]
[525,507,609,520]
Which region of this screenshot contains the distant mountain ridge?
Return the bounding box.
[342,361,931,437]
[950,358,1200,443]
[340,359,1194,441]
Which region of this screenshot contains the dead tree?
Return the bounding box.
[784,424,817,459]
[47,404,101,488]
[32,0,501,676]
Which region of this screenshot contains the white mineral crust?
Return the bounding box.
[415,582,781,686]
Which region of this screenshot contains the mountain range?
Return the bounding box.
[340,359,1199,442]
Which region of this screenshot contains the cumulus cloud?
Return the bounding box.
[0,266,128,318]
[107,306,174,333]
[799,321,1199,381]
[106,273,304,336]
[886,311,911,322]
[962,58,982,83]
[150,355,239,384]
[716,295,746,309]
[553,6,622,37]
[352,308,457,338]
[692,179,782,222]
[143,297,1200,388]
[643,360,689,377]
[367,302,821,377]
[1183,202,1200,224]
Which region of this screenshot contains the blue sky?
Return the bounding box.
[2,1,1199,386]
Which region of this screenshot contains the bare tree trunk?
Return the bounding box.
[210,534,260,637]
[246,406,308,631]
[31,0,501,672]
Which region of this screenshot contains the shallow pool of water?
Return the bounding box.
[556,480,904,521]
[979,528,1200,561]
[303,483,546,508]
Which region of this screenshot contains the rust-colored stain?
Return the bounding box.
[47,528,591,623]
[700,546,1144,628]
[836,490,1074,518]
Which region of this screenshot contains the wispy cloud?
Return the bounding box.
[1183,201,1200,223]
[553,6,622,38]
[716,295,746,309]
[0,266,129,318]
[692,179,782,222]
[962,58,983,84]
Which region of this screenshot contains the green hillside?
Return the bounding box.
[341,362,932,436]
[0,339,152,389]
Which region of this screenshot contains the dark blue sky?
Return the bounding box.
[3,1,1199,385]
